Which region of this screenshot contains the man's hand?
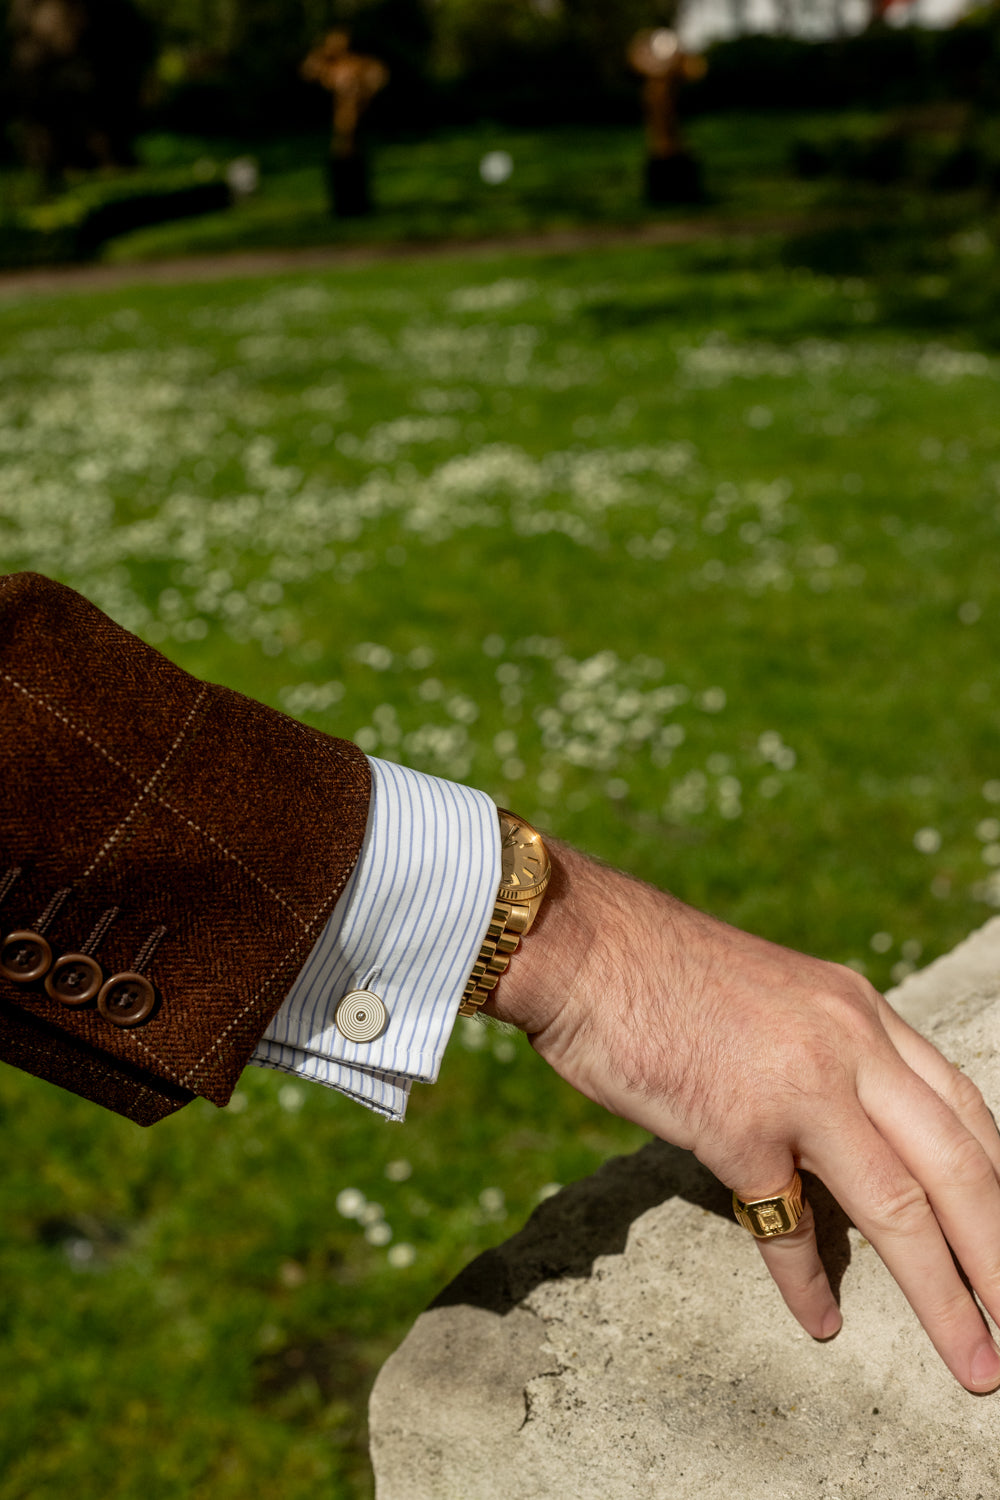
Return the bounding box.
[488,840,1000,1394]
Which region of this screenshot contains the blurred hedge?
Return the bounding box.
[142,11,1000,136]
[691,19,1000,115]
[0,163,233,268]
[2,0,1000,144]
[143,4,1000,134]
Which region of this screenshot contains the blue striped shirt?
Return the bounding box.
[251,757,500,1119]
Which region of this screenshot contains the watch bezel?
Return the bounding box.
[497,810,550,904]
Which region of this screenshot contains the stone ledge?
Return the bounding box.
[370,917,1000,1499]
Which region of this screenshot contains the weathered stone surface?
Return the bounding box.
[370,917,1000,1499]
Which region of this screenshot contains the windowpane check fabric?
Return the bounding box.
[253,757,501,1120]
[0,572,371,1124]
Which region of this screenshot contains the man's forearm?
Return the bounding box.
[5,571,1000,1395]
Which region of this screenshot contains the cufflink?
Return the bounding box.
[334,988,388,1043]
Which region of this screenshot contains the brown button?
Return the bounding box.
[45,954,104,1007]
[0,930,53,983]
[97,972,156,1028]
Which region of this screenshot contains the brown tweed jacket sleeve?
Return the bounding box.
[0,572,372,1126]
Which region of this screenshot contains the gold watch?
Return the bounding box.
[457,809,550,1016]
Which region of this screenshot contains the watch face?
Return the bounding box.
[498,815,549,901]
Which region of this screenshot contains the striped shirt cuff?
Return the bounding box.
[250,757,501,1120]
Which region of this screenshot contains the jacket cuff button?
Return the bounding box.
[97,973,157,1028]
[45,954,104,1007]
[0,931,53,984]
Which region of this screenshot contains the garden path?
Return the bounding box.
[0,210,829,300]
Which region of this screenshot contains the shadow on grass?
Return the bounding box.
[782,202,1000,348]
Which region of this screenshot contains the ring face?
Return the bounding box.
[733,1172,805,1239]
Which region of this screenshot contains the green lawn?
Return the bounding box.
[1,222,999,1497]
[3,108,987,268]
[102,115,832,262]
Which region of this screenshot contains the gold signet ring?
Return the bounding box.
[732,1170,806,1239]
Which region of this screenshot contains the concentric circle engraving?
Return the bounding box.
[334,988,388,1043]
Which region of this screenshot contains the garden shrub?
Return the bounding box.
[0,163,233,267]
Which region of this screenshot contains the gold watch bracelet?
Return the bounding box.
[457,899,532,1017]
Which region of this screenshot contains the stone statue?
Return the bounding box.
[627,27,707,205]
[301,29,389,217]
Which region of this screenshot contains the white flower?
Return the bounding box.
[336,1188,366,1219]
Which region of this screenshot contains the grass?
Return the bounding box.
[1,201,1000,1497]
[119,112,916,261]
[3,107,989,268]
[105,115,828,260]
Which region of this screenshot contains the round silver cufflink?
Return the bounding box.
[334,988,388,1043]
